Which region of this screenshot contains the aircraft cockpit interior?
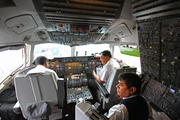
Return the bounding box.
[0,0,180,120]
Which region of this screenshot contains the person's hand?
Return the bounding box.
[92,70,96,76]
[92,70,102,83]
[93,70,100,81]
[92,105,95,108]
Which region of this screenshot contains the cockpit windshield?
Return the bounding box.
[33,43,110,59]
[33,43,141,73]
[74,44,110,56]
[34,43,71,59]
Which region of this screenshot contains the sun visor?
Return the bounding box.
[5,15,38,34]
[0,44,25,52]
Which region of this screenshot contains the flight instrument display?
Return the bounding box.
[49,56,101,76]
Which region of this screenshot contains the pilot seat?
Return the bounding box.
[75,67,137,119]
[14,72,65,120]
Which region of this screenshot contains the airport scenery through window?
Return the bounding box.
[34,43,71,59]
[74,44,110,56]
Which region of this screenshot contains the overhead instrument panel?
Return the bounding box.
[161,18,180,89]
[49,56,101,76]
[138,21,161,81]
[32,0,123,45]
[138,18,180,120]
[134,1,180,118]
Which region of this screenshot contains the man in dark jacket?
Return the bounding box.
[107,73,152,120]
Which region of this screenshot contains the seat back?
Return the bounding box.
[75,101,108,120]
[102,67,136,110]
[14,73,60,119]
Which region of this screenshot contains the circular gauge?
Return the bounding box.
[144,39,148,43]
[149,30,153,36]
[173,39,177,42]
[170,70,177,79]
[156,30,160,35]
[167,39,172,42]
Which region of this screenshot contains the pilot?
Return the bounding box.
[27,56,60,81]
[91,50,119,85]
[88,50,119,102]
[107,73,152,120]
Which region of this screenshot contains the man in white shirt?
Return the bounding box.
[107,73,152,120]
[92,50,119,85]
[27,56,60,81]
[88,50,119,102]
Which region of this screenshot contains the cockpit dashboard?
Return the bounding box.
[48,56,102,104]
[48,56,102,76]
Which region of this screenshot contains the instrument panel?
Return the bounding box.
[161,18,180,88]
[67,86,93,104]
[49,56,101,76]
[65,74,93,104]
[139,21,161,81]
[143,79,180,120]
[49,56,100,104]
[138,18,180,120]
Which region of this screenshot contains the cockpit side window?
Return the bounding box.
[114,45,141,73]
[0,48,24,85]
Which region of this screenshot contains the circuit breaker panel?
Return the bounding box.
[138,18,180,120]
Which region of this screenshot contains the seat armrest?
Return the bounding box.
[95,80,109,98]
[13,101,21,114]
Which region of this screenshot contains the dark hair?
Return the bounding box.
[101,50,112,58]
[118,73,142,94]
[35,56,48,65]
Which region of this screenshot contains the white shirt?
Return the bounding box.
[107,95,152,120]
[99,58,119,85]
[27,65,60,81]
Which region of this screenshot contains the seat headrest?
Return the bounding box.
[26,72,52,78]
[25,73,43,78]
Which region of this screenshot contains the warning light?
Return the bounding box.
[58,24,65,27]
[84,28,89,31]
[71,28,77,30]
